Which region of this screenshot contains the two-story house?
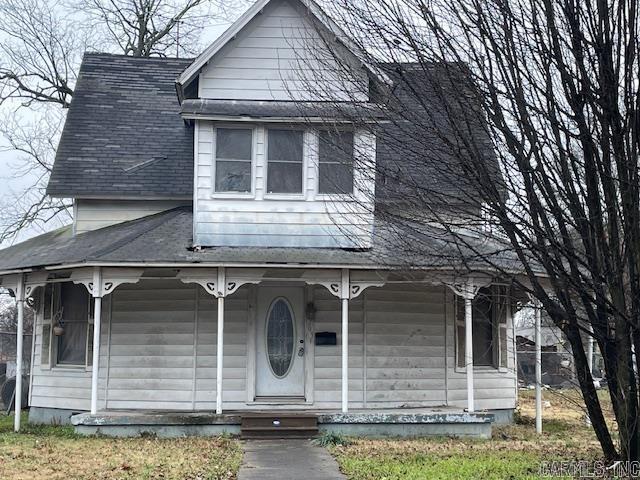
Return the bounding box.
[0,0,526,438]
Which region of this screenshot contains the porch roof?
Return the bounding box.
[0,207,525,274]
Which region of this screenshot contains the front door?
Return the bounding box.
[255,287,305,398]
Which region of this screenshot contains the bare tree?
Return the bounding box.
[0,0,247,244]
[75,0,248,58]
[296,0,639,463]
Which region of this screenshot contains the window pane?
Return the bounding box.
[319,131,354,194]
[57,283,89,365]
[266,299,295,378]
[268,129,303,162]
[267,162,303,194]
[319,130,353,164]
[216,128,252,160]
[319,163,353,194]
[215,160,252,192]
[41,324,50,366]
[472,290,493,366]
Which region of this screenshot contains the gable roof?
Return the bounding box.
[175,0,390,99]
[47,53,194,199]
[46,54,498,203]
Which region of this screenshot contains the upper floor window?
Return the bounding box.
[266,129,304,194]
[214,127,253,193]
[318,130,354,194]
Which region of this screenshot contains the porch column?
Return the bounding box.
[463,295,474,413]
[14,274,25,432]
[341,269,350,413]
[447,279,488,414]
[216,267,226,415]
[534,300,542,434]
[90,267,103,415]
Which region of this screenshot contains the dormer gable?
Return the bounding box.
[177,0,389,102]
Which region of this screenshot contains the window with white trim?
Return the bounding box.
[214,127,253,193]
[41,283,93,368]
[318,130,354,194]
[266,129,304,194]
[456,286,508,369]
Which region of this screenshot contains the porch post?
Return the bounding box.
[90,267,103,415]
[341,269,350,413]
[534,300,542,434]
[14,274,25,432]
[464,295,474,413]
[216,267,226,414]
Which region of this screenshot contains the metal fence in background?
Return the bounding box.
[0,331,33,409]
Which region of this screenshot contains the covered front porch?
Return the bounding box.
[1,264,518,438]
[69,406,496,439]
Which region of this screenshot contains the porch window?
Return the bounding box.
[318,130,354,194]
[41,283,92,368]
[214,127,253,193]
[56,283,90,366]
[456,286,509,369]
[266,129,304,194]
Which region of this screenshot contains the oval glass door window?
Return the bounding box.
[266,298,295,378]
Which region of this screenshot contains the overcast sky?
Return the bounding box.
[0,19,234,248]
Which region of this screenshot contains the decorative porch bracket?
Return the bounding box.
[178,267,267,414]
[72,267,144,415]
[445,275,492,413]
[304,269,387,413]
[1,272,52,432]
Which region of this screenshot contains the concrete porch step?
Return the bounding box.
[241,414,318,439]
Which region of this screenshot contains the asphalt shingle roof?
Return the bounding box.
[47,53,194,199]
[0,208,525,274]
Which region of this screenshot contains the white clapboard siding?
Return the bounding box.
[30,294,110,411]
[105,281,197,410]
[362,285,448,408]
[199,0,369,101]
[444,289,518,410]
[30,281,516,413]
[195,286,249,409]
[194,121,376,248]
[74,199,190,233]
[312,286,364,408]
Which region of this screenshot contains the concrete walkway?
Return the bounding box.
[238,439,346,480]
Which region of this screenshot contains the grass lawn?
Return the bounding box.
[0,414,242,480]
[330,389,612,480]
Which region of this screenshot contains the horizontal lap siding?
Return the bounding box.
[195,122,374,249]
[199,0,368,102]
[29,281,515,412]
[445,290,517,410]
[106,281,249,410]
[106,281,197,410]
[313,286,364,408]
[74,199,190,233]
[195,287,249,409]
[30,295,110,411]
[364,285,448,407]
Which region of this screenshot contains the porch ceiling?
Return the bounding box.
[0,207,526,275]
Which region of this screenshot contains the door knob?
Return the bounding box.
[298,347,305,357]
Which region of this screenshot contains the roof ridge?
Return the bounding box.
[83,51,195,62]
